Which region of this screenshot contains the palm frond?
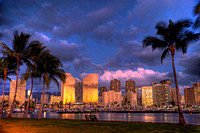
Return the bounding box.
[143,37,169,50]
[161,48,170,63]
[193,16,200,29]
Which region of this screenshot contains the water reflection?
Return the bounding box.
[2,112,200,125]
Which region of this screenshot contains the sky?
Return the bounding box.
[0,0,199,94]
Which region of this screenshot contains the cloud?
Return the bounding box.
[178,53,200,78]
[99,68,169,87]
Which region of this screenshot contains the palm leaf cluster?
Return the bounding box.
[0,31,66,118]
[143,19,199,63]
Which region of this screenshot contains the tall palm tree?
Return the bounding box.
[143,19,199,126]
[37,51,66,119]
[0,56,17,117]
[22,43,45,118]
[0,31,41,118]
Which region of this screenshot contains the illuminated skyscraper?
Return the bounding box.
[141,86,153,106]
[110,79,121,92]
[9,79,26,106]
[50,95,61,104]
[184,87,195,106]
[152,81,172,106]
[61,73,75,104]
[126,79,137,93]
[75,80,83,102]
[83,74,98,103]
[193,82,200,105]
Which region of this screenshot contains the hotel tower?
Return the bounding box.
[83,73,98,103]
[61,73,75,104]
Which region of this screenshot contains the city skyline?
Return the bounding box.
[0,0,199,94]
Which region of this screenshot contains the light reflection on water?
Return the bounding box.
[2,112,200,125]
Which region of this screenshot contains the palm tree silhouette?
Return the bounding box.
[0,31,42,118]
[143,19,199,125]
[37,50,66,119]
[22,42,45,118]
[0,56,17,117]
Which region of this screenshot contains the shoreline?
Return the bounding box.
[56,110,200,114]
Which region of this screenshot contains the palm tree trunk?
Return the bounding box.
[37,79,45,119]
[7,60,20,118]
[172,54,187,126]
[0,71,7,118]
[25,78,33,118]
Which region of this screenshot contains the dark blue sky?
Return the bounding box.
[0,0,199,93]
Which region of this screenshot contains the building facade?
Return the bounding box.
[184,87,195,106]
[110,79,121,92]
[0,95,9,102]
[141,86,153,106]
[61,73,75,104]
[83,74,98,103]
[126,91,137,107]
[193,82,200,105]
[99,86,109,96]
[180,95,185,105]
[75,80,83,103]
[152,82,172,106]
[41,94,49,104]
[50,95,61,104]
[171,88,177,105]
[126,79,137,93]
[9,79,26,106]
[102,91,122,107]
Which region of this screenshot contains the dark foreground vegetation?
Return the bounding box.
[0,118,199,133]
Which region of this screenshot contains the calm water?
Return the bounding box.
[2,112,200,125]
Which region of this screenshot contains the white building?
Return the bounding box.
[102,91,122,107]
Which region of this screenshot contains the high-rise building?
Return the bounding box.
[99,86,109,96]
[184,87,195,106]
[102,91,122,107]
[83,74,98,103]
[41,94,49,104]
[126,91,137,107]
[171,88,177,105]
[0,95,9,102]
[126,79,137,93]
[160,79,171,86]
[152,82,172,106]
[193,82,200,105]
[9,79,26,106]
[75,80,83,102]
[110,79,121,92]
[61,73,75,104]
[180,95,185,105]
[141,86,153,106]
[50,95,61,104]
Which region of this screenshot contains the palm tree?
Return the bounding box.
[143,19,199,126]
[37,51,66,119]
[0,31,41,118]
[0,56,16,117]
[22,43,45,118]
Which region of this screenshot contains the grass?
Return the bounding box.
[0,118,200,133]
